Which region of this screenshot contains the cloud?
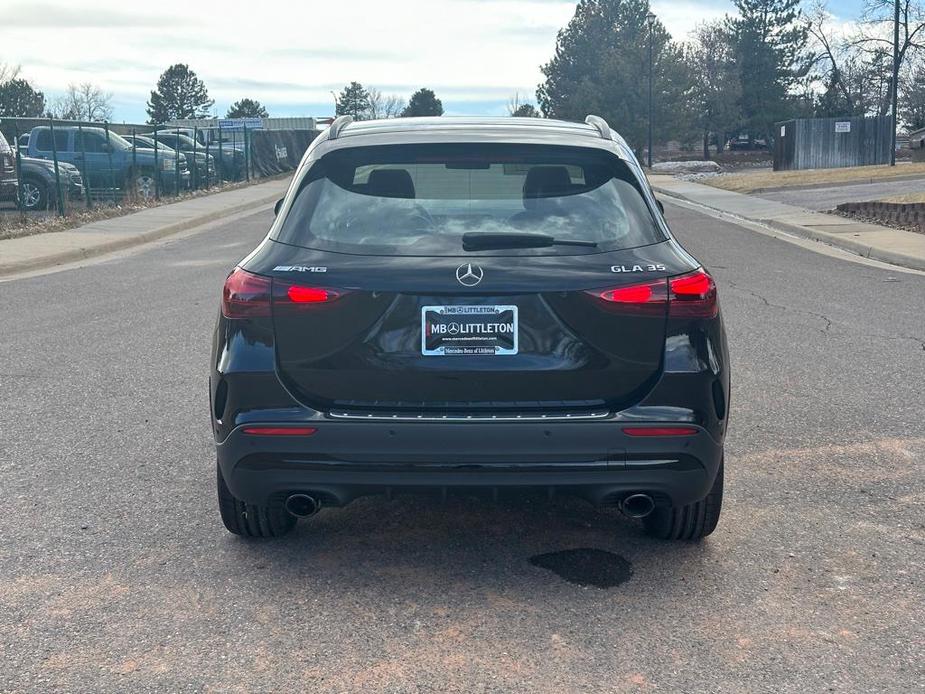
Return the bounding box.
[3,3,170,27]
[264,47,406,61]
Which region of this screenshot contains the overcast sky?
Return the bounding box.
[1,0,866,123]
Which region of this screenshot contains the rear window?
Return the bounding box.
[273,144,664,256]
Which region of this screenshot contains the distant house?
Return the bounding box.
[908,127,925,160]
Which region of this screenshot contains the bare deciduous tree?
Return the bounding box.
[49,82,114,121]
[0,63,21,84]
[367,88,405,119]
[686,22,743,158]
[855,0,925,115]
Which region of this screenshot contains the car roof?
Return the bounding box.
[311,115,636,163]
[338,116,623,143]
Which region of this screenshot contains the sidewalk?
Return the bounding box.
[0,177,290,277]
[650,174,925,272]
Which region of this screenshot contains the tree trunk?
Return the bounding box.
[702,132,711,160]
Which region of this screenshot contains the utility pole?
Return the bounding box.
[891,0,900,166]
[647,11,656,168]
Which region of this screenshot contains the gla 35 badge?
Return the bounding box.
[610,263,667,273]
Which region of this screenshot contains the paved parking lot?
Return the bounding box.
[0,203,922,691]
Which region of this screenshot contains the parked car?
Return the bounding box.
[155,128,246,181]
[26,126,187,199]
[18,157,84,210]
[122,135,195,190]
[726,136,768,151]
[17,133,30,156]
[0,131,17,206]
[129,133,215,187]
[211,115,730,541]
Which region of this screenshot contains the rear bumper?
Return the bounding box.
[216,419,723,508]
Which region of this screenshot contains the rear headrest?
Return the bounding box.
[366,168,415,199]
[523,166,572,209]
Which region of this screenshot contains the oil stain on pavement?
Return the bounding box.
[529,548,633,588]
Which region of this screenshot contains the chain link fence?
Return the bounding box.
[0,117,317,220]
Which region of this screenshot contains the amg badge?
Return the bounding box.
[272,265,327,272]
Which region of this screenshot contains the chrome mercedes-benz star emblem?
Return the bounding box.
[455,263,484,287]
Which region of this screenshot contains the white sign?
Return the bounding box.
[835,121,851,133]
[780,125,786,137]
[218,117,264,130]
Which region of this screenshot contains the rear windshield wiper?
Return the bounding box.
[462,232,597,251]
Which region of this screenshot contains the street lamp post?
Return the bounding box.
[891,0,900,166]
[646,11,656,169]
[330,90,339,117]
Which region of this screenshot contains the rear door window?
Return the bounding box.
[33,129,70,152]
[273,143,664,256]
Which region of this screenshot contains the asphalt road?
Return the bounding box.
[1,202,923,692]
[756,177,925,210]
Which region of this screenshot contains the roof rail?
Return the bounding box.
[328,115,354,139]
[584,115,611,140]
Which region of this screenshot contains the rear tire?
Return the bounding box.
[643,460,724,540]
[216,462,296,537]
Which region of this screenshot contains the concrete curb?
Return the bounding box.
[0,192,280,277]
[762,219,925,272]
[654,185,925,273]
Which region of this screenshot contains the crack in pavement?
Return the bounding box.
[725,280,924,351]
[726,280,833,334]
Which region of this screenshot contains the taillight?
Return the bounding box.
[222,268,343,318]
[589,269,717,319]
[222,267,271,318]
[588,278,667,314]
[668,268,717,318]
[273,280,342,308]
[286,285,337,304]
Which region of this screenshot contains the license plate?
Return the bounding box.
[421,305,518,356]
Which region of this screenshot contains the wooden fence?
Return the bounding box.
[774,116,894,171]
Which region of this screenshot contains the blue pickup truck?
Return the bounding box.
[26,126,188,199]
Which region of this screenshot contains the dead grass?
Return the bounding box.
[876,191,925,204]
[702,162,925,194]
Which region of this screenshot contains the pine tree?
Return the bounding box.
[0,78,45,117]
[727,0,810,142]
[900,61,925,131]
[147,64,214,124]
[335,82,371,119]
[226,98,269,119]
[536,0,691,153]
[400,88,444,117]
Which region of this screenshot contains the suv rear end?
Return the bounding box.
[210,116,729,541]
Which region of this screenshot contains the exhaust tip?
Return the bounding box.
[621,493,655,519]
[284,493,320,518]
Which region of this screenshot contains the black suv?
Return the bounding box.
[211,115,729,541]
